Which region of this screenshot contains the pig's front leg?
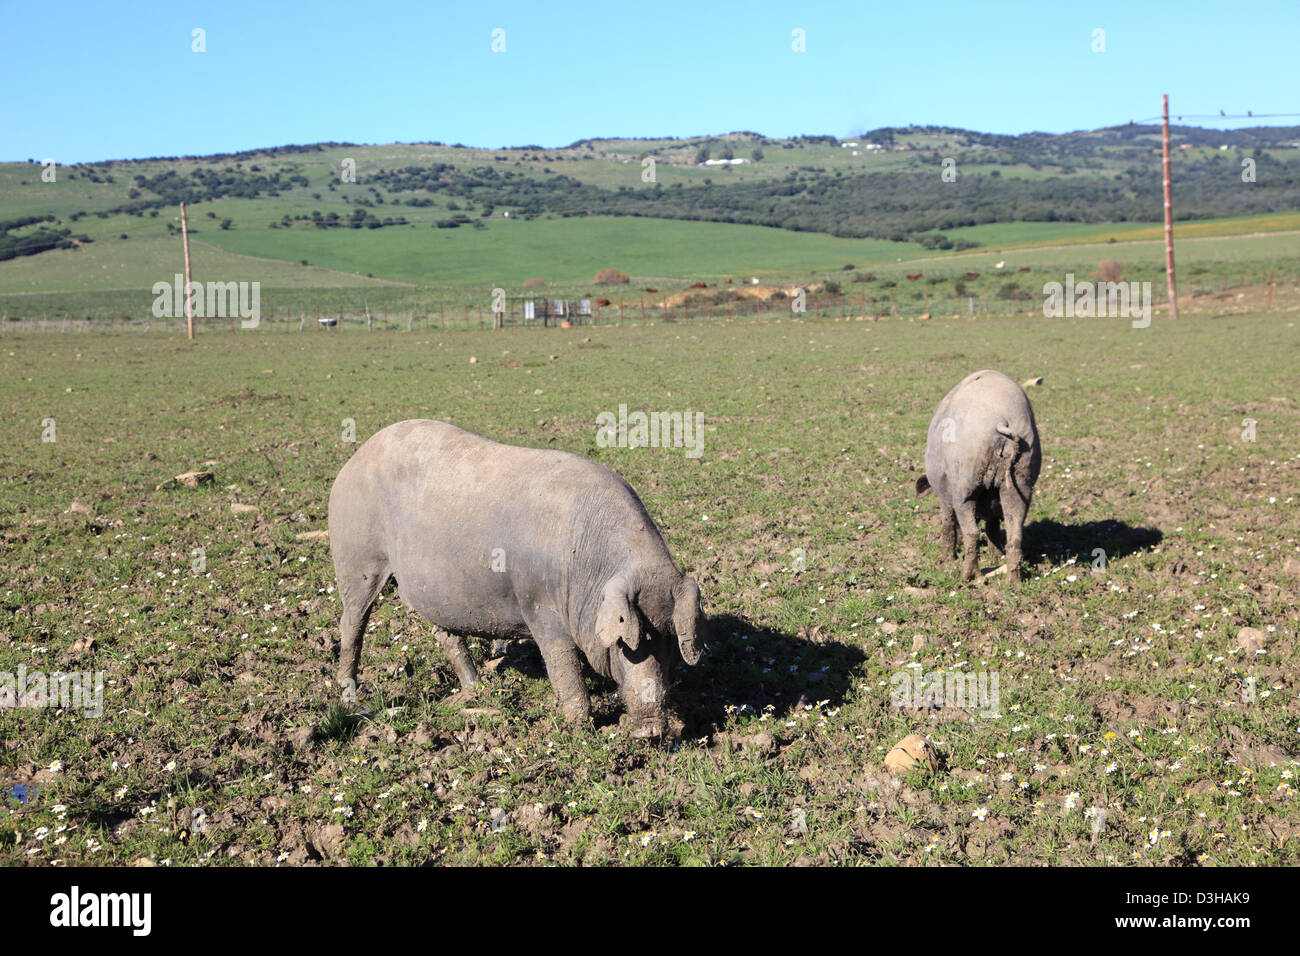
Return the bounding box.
[523,606,590,725]
[985,511,1006,556]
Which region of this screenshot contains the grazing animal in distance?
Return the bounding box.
[915,370,1041,583]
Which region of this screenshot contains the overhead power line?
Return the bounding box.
[1131,111,1300,123]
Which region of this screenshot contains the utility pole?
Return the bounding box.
[1161,94,1179,320]
[180,202,194,340]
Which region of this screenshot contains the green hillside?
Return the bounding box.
[197,216,925,286]
[2,125,1298,319]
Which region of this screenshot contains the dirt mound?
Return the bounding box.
[658,284,804,308]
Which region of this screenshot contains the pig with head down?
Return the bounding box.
[915,370,1042,583]
[327,419,704,738]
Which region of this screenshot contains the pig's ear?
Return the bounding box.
[596,576,640,651]
[915,474,932,496]
[672,576,704,665]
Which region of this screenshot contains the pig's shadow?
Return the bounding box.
[489,639,548,681]
[1025,518,1163,568]
[478,615,865,737]
[671,613,866,738]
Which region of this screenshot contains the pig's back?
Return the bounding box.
[349,419,641,531]
[924,371,1037,499]
[329,420,657,633]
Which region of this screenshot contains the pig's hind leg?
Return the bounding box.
[953,498,981,582]
[435,628,479,689]
[981,497,1006,556]
[939,499,958,559]
[998,481,1030,584]
[336,558,390,702]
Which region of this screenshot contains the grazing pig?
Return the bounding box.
[915,370,1041,582]
[327,419,704,738]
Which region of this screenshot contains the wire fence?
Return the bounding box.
[3,268,1294,335]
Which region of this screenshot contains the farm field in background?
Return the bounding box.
[3,217,1299,327]
[1,309,1296,865]
[4,123,1299,323]
[196,216,923,287]
[930,213,1300,250]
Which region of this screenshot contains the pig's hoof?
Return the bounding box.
[631,719,667,740]
[339,678,359,704]
[559,701,591,725]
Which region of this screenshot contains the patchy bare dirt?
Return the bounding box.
[1,309,1296,865]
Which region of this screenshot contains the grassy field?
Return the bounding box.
[196,215,924,286]
[1,307,1297,866]
[930,213,1300,250]
[4,215,1298,328]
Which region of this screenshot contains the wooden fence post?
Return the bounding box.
[180,202,194,340]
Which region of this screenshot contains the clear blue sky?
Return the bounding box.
[3,0,1296,163]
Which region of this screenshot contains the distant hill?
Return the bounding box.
[2,124,1297,270]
